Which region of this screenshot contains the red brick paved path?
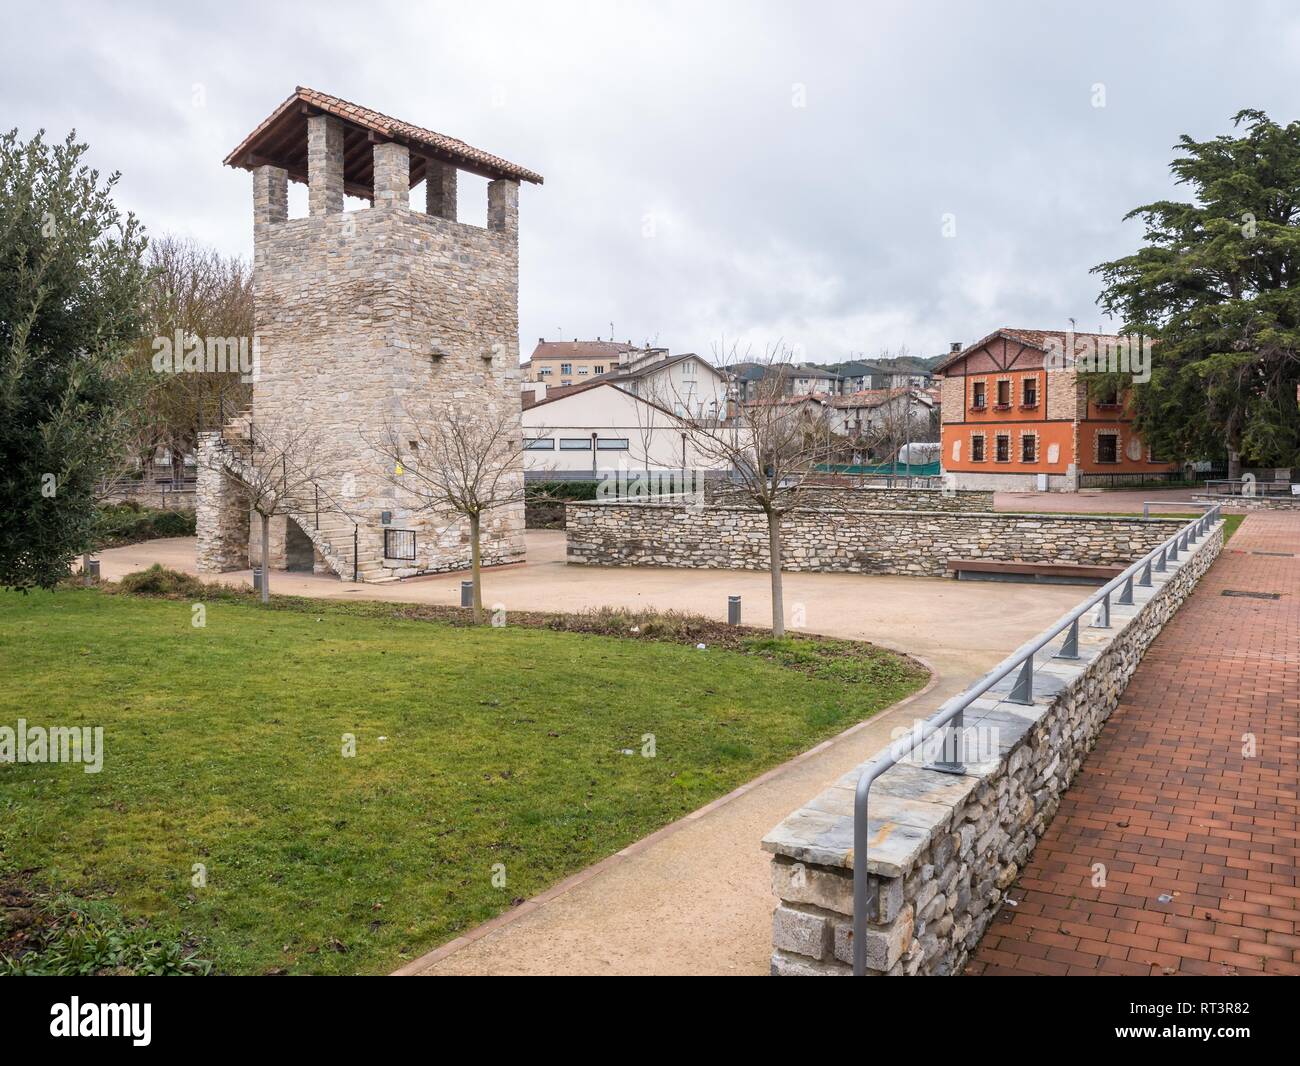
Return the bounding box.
[968,513,1300,976]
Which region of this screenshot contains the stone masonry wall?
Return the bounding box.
[238,158,526,578]
[1192,493,1300,512]
[705,485,995,513]
[195,433,251,572]
[762,518,1224,975]
[565,502,1184,575]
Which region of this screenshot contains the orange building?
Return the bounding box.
[936,328,1179,491]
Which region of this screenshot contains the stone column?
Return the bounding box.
[423,159,457,220]
[487,178,519,235]
[253,164,288,227]
[373,141,410,209]
[195,433,252,573]
[307,113,344,216]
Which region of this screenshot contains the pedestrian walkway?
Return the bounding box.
[967,512,1300,975]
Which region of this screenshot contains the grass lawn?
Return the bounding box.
[0,588,925,974]
[1017,510,1245,541]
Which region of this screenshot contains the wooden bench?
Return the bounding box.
[946,558,1124,586]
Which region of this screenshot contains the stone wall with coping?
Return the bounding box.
[565,501,1184,575]
[1192,493,1300,512]
[705,485,995,513]
[761,518,1224,975]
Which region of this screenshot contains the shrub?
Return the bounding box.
[526,480,601,501]
[117,564,208,598]
[150,509,196,537]
[95,504,196,547]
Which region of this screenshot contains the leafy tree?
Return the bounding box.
[0,129,149,590]
[1093,110,1300,476]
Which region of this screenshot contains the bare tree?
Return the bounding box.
[370,401,530,623]
[660,342,834,638]
[130,235,254,484]
[624,376,694,488]
[835,387,935,481]
[200,406,341,603]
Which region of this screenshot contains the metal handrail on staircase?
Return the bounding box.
[211,415,363,583]
[850,503,1223,975]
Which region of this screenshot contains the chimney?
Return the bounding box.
[950,341,962,353]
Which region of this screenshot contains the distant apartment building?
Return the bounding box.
[832,359,935,392]
[522,339,637,385]
[937,328,1178,491]
[522,340,727,420]
[733,362,840,401]
[828,388,934,439]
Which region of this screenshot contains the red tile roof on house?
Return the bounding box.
[527,340,637,362]
[934,328,1128,373]
[223,87,543,198]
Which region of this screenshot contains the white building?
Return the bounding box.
[521,380,734,477]
[827,388,934,438]
[601,350,729,422]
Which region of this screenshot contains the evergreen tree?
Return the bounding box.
[1094,110,1300,475]
[0,129,149,589]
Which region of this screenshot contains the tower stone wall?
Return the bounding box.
[198,96,533,580]
[248,170,526,575]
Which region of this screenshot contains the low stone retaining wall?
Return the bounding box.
[565,502,1184,575]
[760,518,1224,975]
[705,485,995,513]
[1192,492,1300,512]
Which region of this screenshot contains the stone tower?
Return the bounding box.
[197,88,543,581]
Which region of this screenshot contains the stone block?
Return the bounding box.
[772,903,832,960]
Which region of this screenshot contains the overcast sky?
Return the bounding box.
[4,0,1299,363]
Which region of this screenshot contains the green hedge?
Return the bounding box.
[525,480,601,501]
[96,503,197,548]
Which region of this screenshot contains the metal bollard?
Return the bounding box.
[84,559,100,585]
[460,580,473,608]
[727,595,741,625]
[252,567,263,593]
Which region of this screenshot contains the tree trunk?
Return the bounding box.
[470,511,483,624]
[1227,446,1242,482]
[767,509,785,638]
[260,511,270,604]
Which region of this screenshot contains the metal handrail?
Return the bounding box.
[1204,478,1294,497]
[1141,500,1215,518]
[850,503,1223,975]
[211,421,363,583]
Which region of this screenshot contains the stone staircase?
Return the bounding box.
[214,409,400,583]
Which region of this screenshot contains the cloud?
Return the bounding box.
[4,0,1298,362]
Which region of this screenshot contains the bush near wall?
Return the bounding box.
[525,482,597,529]
[95,503,197,548]
[526,480,687,529]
